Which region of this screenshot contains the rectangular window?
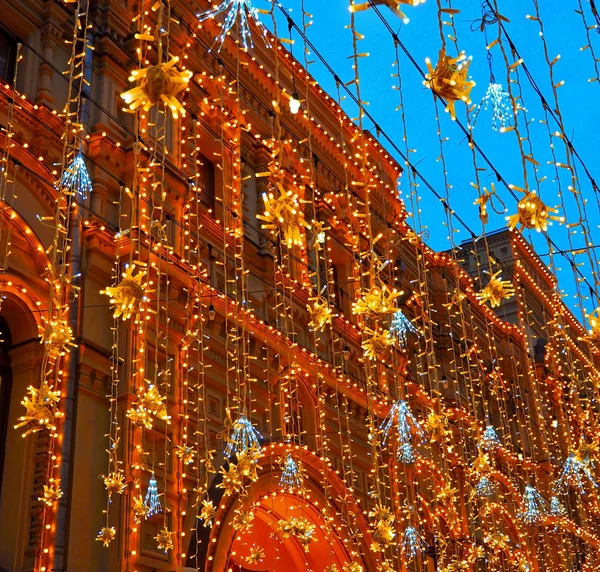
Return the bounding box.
[0,27,17,83]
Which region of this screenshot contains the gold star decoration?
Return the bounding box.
[38,480,63,506]
[349,0,425,22]
[583,308,600,344]
[40,315,76,360]
[154,526,174,552]
[472,452,492,475]
[126,384,169,429]
[101,264,150,321]
[14,382,62,437]
[506,188,564,232]
[102,471,126,497]
[369,504,395,552]
[218,447,262,496]
[353,284,401,318]
[246,546,265,564]
[121,57,192,119]
[256,183,310,248]
[362,327,393,360]
[175,444,195,465]
[477,270,515,308]
[198,499,216,527]
[232,505,255,531]
[132,495,150,523]
[425,49,475,120]
[426,410,451,443]
[96,526,116,547]
[275,517,317,552]
[307,295,333,331]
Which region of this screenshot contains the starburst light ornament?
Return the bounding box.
[144,473,162,517]
[127,384,169,429]
[15,382,62,437]
[369,505,395,552]
[38,480,63,506]
[307,295,333,332]
[133,495,150,523]
[257,184,310,248]
[506,188,564,232]
[353,284,401,318]
[477,270,515,308]
[390,309,418,347]
[199,499,216,527]
[40,315,76,360]
[121,57,192,119]
[583,308,600,344]
[102,471,126,497]
[424,49,475,120]
[197,0,271,52]
[474,475,496,498]
[224,412,262,456]
[101,263,150,321]
[403,525,427,559]
[349,0,425,24]
[517,484,548,525]
[276,517,317,552]
[555,451,598,494]
[474,82,513,131]
[96,526,116,547]
[381,399,424,463]
[549,495,567,518]
[154,526,174,552]
[246,546,265,564]
[279,453,304,490]
[58,152,93,198]
[480,425,501,451]
[362,327,393,360]
[175,444,195,465]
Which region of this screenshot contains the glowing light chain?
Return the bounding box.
[473,82,513,131]
[517,484,548,526]
[402,525,427,560]
[279,453,304,490]
[390,309,418,346]
[349,0,426,25]
[224,413,262,457]
[380,399,424,464]
[58,152,93,198]
[144,473,162,518]
[197,0,271,52]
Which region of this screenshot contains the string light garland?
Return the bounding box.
[349,0,425,24]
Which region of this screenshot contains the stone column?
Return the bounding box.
[36,23,61,107]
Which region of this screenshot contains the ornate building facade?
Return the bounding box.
[0,1,599,572]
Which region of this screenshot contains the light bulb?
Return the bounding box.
[342,344,350,360]
[289,93,301,115]
[208,304,216,321]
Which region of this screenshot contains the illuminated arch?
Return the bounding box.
[205,443,377,572]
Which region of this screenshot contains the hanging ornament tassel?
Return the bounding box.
[197,0,271,52]
[58,151,93,198]
[390,309,418,347]
[473,82,513,131]
[549,495,567,518]
[554,452,599,494]
[475,475,496,498]
[224,413,262,457]
[517,484,548,525]
[380,399,424,464]
[279,453,304,490]
[144,473,162,517]
[402,525,427,560]
[480,424,502,451]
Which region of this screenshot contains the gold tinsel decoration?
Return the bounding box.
[218,447,261,496]
[14,382,62,437]
[256,183,310,248]
[506,189,563,232]
[362,327,393,359]
[101,264,150,321]
[132,495,150,523]
[126,384,169,429]
[424,49,475,120]
[96,526,116,547]
[175,444,195,465]
[102,471,126,497]
[121,57,192,119]
[38,480,63,506]
[198,499,216,527]
[352,284,401,317]
[307,295,333,331]
[477,270,515,308]
[369,504,395,552]
[276,516,317,552]
[426,410,451,443]
[575,441,598,464]
[154,526,174,552]
[246,546,265,564]
[40,315,75,359]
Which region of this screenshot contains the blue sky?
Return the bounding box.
[260,1,600,320]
